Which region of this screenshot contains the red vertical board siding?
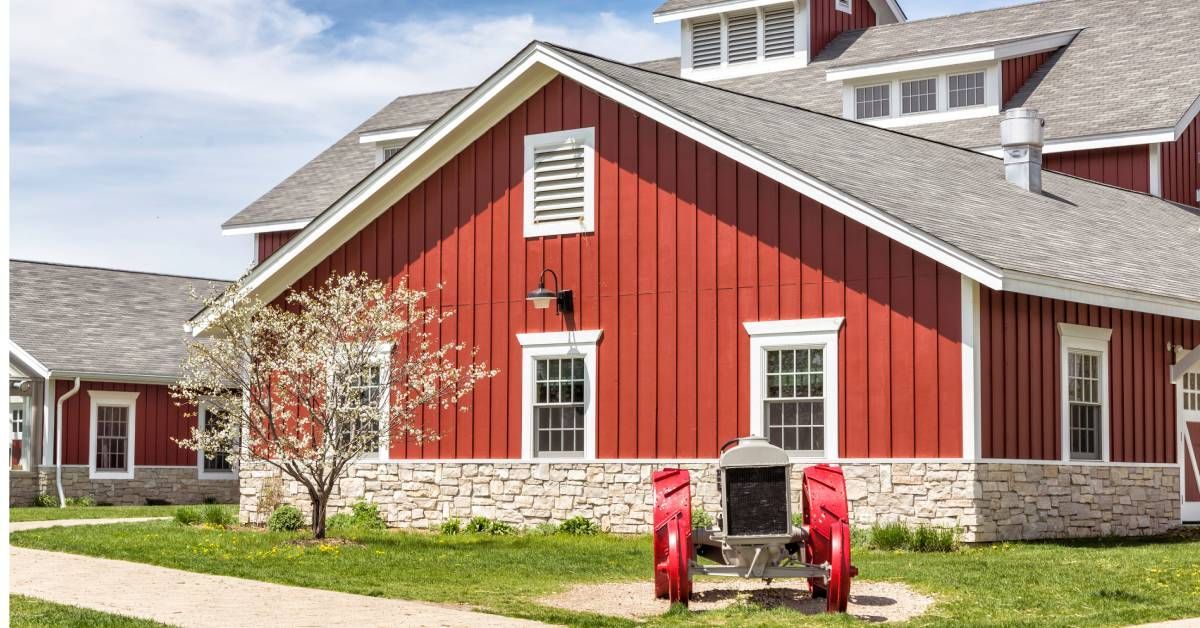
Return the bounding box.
[285,77,964,460]
[55,380,196,466]
[979,286,1190,463]
[255,230,301,263]
[1044,145,1151,193]
[1001,52,1051,106]
[1162,113,1200,208]
[810,0,877,59]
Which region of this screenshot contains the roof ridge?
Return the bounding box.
[10,259,232,283]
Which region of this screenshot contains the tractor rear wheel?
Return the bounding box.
[826,521,852,613]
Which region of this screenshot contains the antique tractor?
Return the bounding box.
[652,437,857,612]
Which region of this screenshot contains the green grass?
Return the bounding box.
[10,522,1200,627]
[10,595,168,627]
[9,504,235,523]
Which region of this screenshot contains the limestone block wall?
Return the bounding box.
[7,466,239,506]
[238,460,1181,541]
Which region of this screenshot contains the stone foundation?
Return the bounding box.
[238,460,1180,541]
[8,466,239,506]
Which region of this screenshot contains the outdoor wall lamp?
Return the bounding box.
[526,268,573,314]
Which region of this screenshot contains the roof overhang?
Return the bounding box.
[1002,271,1200,322]
[188,42,1200,335]
[9,341,50,379]
[358,124,427,145]
[1172,344,1200,382]
[9,341,180,384]
[653,0,904,24]
[221,218,311,236]
[825,28,1079,82]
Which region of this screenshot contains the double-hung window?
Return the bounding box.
[746,318,844,459]
[10,398,32,472]
[334,343,391,459]
[197,403,236,478]
[88,390,139,480]
[855,84,890,120]
[1058,323,1111,462]
[518,330,601,460]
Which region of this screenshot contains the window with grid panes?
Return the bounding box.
[763,347,825,455]
[855,84,890,119]
[533,357,586,457]
[901,78,938,114]
[1067,350,1101,460]
[345,364,384,453]
[948,71,985,108]
[1185,372,1200,412]
[201,407,233,472]
[95,405,130,472]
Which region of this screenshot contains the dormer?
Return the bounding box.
[653,0,905,82]
[826,28,1079,128]
[359,124,426,165]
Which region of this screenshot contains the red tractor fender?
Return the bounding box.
[651,468,693,604]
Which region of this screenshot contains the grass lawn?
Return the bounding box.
[10,504,233,523]
[10,521,1200,627]
[10,595,169,627]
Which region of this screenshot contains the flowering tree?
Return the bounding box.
[173,273,495,538]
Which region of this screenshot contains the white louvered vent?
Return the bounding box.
[691,18,722,69]
[524,128,595,237]
[726,12,758,64]
[763,6,795,59]
[532,142,586,224]
[382,145,403,160]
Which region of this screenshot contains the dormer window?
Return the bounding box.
[901,78,937,115]
[681,2,806,81]
[842,65,1000,127]
[949,71,985,109]
[855,84,890,119]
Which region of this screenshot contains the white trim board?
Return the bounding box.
[87,390,139,480]
[653,0,904,24]
[1002,271,1200,321]
[973,98,1200,156]
[221,219,312,237]
[517,329,602,460]
[359,124,427,144]
[9,341,50,379]
[1172,344,1200,383]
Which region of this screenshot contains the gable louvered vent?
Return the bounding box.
[382,145,403,160]
[524,128,595,237]
[726,12,759,64]
[763,6,795,58]
[691,18,722,69]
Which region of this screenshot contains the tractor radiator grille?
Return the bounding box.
[724,466,790,537]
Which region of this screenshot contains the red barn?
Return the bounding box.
[9,261,238,506]
[202,0,1200,541]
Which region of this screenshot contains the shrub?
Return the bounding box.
[174,506,202,526]
[463,516,517,535]
[910,525,959,552]
[65,495,96,507]
[327,513,353,531]
[868,522,913,551]
[691,508,715,530]
[328,500,386,532]
[558,515,601,536]
[267,505,305,532]
[201,504,237,528]
[438,518,463,535]
[33,494,59,508]
[865,522,959,552]
[530,522,559,536]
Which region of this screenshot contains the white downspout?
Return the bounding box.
[55,377,81,508]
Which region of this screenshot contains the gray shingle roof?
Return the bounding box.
[652,0,729,15]
[9,261,230,379]
[552,44,1200,304]
[222,0,1200,228]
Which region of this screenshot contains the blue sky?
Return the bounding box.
[11,0,1033,279]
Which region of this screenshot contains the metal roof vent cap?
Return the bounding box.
[1000,108,1045,194]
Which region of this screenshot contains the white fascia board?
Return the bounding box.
[1003,270,1200,321]
[52,371,180,385]
[973,128,1180,157]
[221,219,312,236]
[653,0,787,23]
[1175,94,1200,137]
[189,43,1009,336]
[9,341,50,379]
[358,125,427,144]
[825,30,1078,82]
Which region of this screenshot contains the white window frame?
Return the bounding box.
[745,318,844,460]
[835,0,853,14]
[523,127,596,238]
[196,401,237,480]
[517,330,602,460]
[88,390,139,480]
[843,63,1000,127]
[1058,323,1112,462]
[899,76,939,116]
[680,2,808,81]
[947,70,986,110]
[331,342,393,460]
[854,83,892,120]
[10,395,33,473]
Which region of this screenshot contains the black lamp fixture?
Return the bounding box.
[527,268,573,314]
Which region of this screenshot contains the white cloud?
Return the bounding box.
[10,0,677,278]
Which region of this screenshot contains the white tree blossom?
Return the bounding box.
[173,272,496,537]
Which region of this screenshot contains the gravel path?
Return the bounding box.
[10,518,547,628]
[11,517,169,531]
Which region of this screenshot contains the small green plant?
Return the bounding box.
[328,500,387,532]
[267,505,305,532]
[463,516,516,535]
[438,518,464,535]
[33,494,59,508]
[865,522,958,552]
[910,525,959,552]
[868,522,913,551]
[65,496,96,507]
[558,515,601,536]
[174,506,202,526]
[792,512,805,528]
[201,504,237,528]
[530,522,559,535]
[691,508,715,530]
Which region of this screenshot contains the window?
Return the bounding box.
[745,318,844,459]
[691,18,722,69]
[948,71,985,109]
[517,330,602,460]
[726,11,758,64]
[523,128,595,238]
[855,84,890,119]
[835,0,853,14]
[1183,371,1200,412]
[901,78,938,114]
[762,5,796,59]
[10,398,31,472]
[88,390,138,480]
[334,343,391,459]
[197,403,235,478]
[1058,323,1111,462]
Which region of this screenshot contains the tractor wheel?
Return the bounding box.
[826,521,852,613]
[652,468,693,604]
[801,464,854,607]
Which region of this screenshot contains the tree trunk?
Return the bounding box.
[310,491,328,539]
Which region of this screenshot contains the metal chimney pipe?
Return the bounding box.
[1000,108,1045,193]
